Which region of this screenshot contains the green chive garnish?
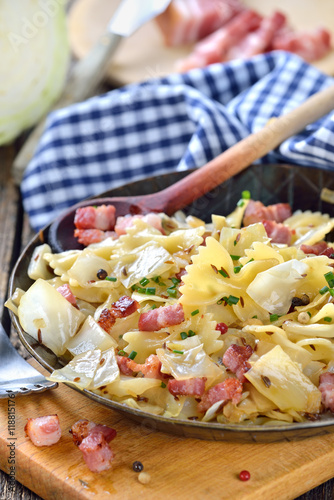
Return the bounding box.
[128,351,137,360]
[252,315,258,319]
[242,190,251,199]
[105,276,117,282]
[180,331,188,340]
[146,287,156,295]
[224,295,239,306]
[140,277,150,286]
[330,289,334,297]
[319,286,329,295]
[161,382,166,388]
[237,199,245,207]
[270,314,280,322]
[167,288,177,297]
[217,299,223,305]
[234,265,242,274]
[230,255,241,261]
[325,272,334,288]
[307,311,312,317]
[118,350,126,356]
[324,317,332,322]
[173,350,184,355]
[136,287,147,294]
[218,269,228,278]
[170,277,181,286]
[151,304,157,309]
[188,330,196,337]
[191,309,199,316]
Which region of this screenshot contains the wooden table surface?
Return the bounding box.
[1,144,334,500]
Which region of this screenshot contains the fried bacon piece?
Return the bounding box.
[117,354,165,379]
[56,284,77,306]
[98,295,139,333]
[138,303,185,331]
[223,344,253,382]
[74,205,116,231]
[70,419,117,473]
[24,414,61,447]
[262,220,293,245]
[300,241,329,256]
[74,229,115,246]
[197,378,243,413]
[168,377,207,397]
[243,200,292,226]
[319,372,334,413]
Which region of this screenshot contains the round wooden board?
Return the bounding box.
[68,0,334,86]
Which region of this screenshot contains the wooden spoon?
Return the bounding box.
[48,84,334,252]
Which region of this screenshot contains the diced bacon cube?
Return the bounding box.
[138,304,185,331]
[168,377,206,397]
[74,205,116,231]
[197,378,243,413]
[25,415,61,447]
[57,284,77,305]
[78,432,114,473]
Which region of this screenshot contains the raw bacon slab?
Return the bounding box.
[25,414,61,447]
[225,11,286,60]
[272,27,331,62]
[138,303,185,331]
[177,10,262,71]
[197,377,243,413]
[156,0,244,47]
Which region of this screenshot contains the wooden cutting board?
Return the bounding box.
[68,0,334,86]
[0,361,334,500]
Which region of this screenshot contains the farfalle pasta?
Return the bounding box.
[7,196,334,426]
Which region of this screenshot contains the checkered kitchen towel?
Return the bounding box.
[21,50,334,232]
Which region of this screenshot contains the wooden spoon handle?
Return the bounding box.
[157,84,334,215]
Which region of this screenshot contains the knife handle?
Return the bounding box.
[12,31,123,185]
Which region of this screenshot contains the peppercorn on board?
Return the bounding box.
[0,358,334,500]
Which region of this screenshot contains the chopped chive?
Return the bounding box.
[128,350,137,360]
[146,287,156,295]
[325,271,334,288]
[105,276,117,282]
[217,299,223,305]
[330,289,334,297]
[218,269,228,278]
[191,309,199,316]
[247,258,254,264]
[119,334,123,339]
[170,277,181,286]
[118,350,126,356]
[151,304,157,309]
[230,255,241,261]
[324,317,332,322]
[167,287,177,298]
[224,295,239,306]
[237,199,245,207]
[151,276,160,283]
[173,350,184,355]
[188,330,196,337]
[131,285,137,291]
[307,311,312,317]
[180,331,188,340]
[136,287,147,294]
[160,382,166,388]
[319,286,329,295]
[140,277,150,286]
[234,265,242,274]
[242,190,251,199]
[270,314,280,322]
[252,315,258,319]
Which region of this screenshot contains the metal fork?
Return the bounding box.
[0,323,57,398]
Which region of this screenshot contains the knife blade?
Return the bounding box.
[12,0,171,184]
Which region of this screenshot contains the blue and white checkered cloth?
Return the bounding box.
[21,50,334,232]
